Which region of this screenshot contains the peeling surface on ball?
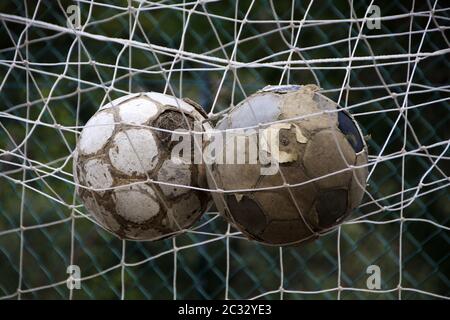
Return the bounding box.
[83,158,113,193]
[118,97,158,125]
[280,89,337,131]
[303,129,355,189]
[109,128,159,175]
[276,126,303,163]
[157,157,192,198]
[114,184,160,223]
[79,111,115,155]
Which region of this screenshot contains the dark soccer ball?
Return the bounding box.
[206,84,368,246]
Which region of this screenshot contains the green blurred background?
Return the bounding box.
[0,0,448,299]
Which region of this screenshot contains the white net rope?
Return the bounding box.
[0,0,449,299]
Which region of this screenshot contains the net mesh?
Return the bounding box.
[0,0,449,300]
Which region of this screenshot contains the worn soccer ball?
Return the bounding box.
[74,92,212,240]
[206,84,368,246]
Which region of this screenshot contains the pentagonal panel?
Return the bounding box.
[109,128,159,175]
[79,111,115,155]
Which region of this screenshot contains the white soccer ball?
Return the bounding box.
[73,92,212,240]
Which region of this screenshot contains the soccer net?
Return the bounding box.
[0,0,449,300]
